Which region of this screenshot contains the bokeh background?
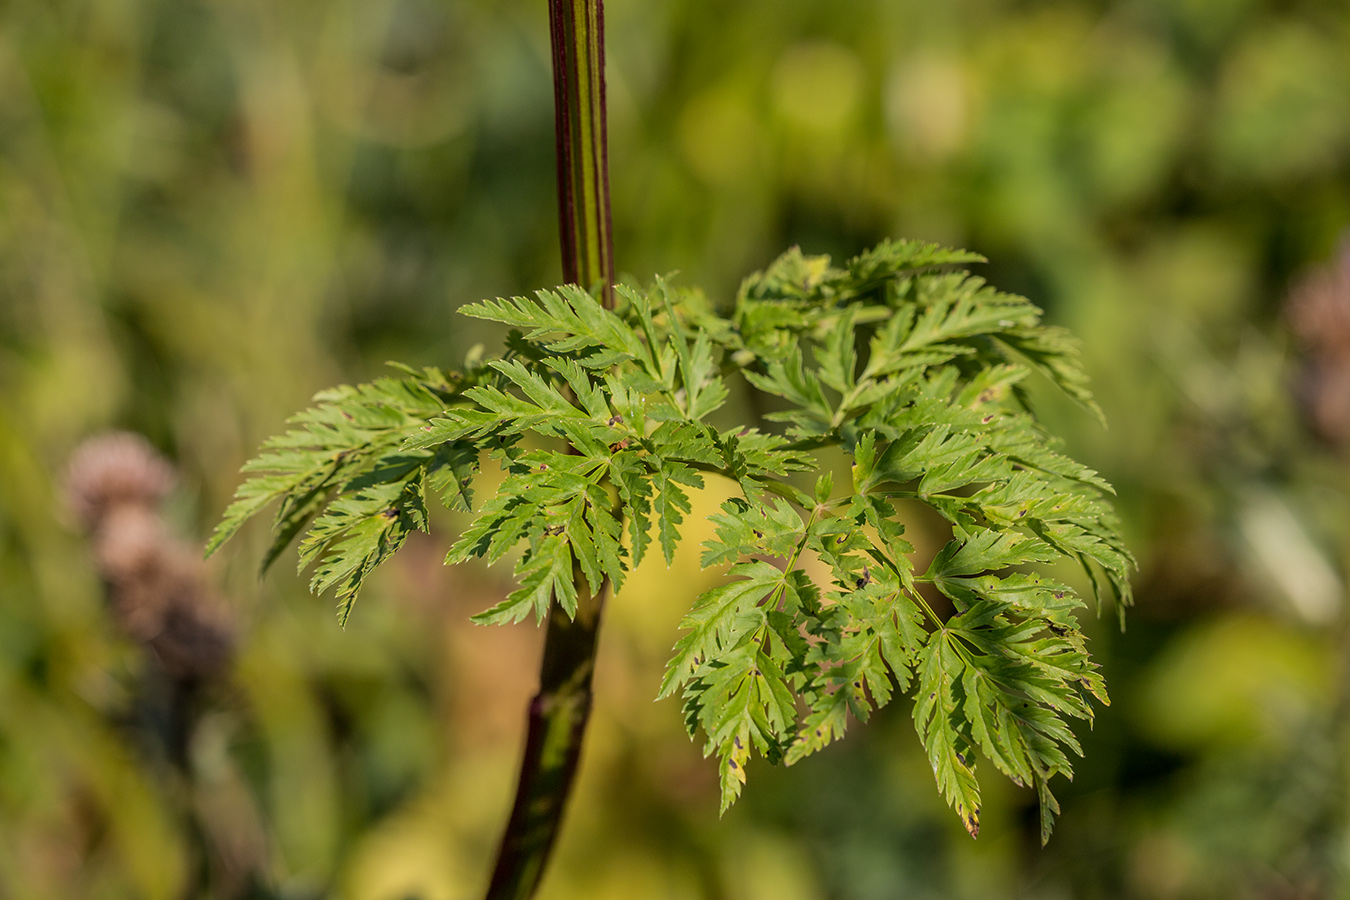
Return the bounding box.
[3,0,1350,897]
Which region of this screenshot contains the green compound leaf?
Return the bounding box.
[659,560,786,701]
[460,285,644,367]
[210,238,1132,839]
[915,631,983,837]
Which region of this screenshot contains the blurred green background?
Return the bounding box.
[3,0,1350,897]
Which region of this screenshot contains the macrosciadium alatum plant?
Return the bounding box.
[208,1,1132,895]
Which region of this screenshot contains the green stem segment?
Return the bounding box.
[483,2,615,898]
[548,0,615,309]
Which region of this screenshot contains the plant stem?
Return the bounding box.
[483,574,607,900]
[483,2,615,898]
[547,0,615,310]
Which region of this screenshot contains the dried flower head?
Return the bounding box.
[1286,238,1350,446]
[66,432,234,681]
[65,432,176,530]
[1287,240,1350,353]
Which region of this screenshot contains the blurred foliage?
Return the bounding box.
[1,0,1349,898]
